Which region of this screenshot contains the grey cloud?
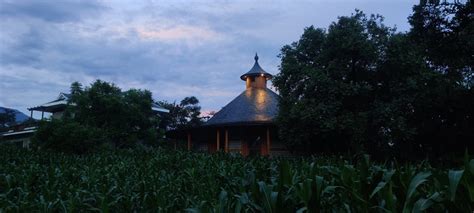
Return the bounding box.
[0,0,106,23]
[1,28,45,66]
[0,0,413,115]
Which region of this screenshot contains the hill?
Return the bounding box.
[0,106,30,124]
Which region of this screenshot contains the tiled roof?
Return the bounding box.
[240,53,273,80]
[205,88,279,126]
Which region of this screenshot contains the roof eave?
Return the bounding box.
[204,120,275,127]
[240,73,273,80]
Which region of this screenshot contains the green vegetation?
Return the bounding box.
[1,145,472,212]
[273,1,473,159]
[32,80,205,154]
[33,80,161,154]
[158,96,204,130]
[0,108,15,129]
[3,2,472,211]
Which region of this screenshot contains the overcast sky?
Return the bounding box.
[0,0,415,117]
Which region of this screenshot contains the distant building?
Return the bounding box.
[0,107,35,148]
[28,92,71,120]
[1,92,169,147]
[27,93,170,119]
[0,122,36,148]
[171,54,287,156]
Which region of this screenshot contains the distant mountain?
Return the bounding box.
[0,107,30,124]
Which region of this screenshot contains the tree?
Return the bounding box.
[407,0,474,159]
[158,96,203,130]
[34,119,106,154]
[70,82,83,95]
[33,80,162,153]
[409,0,473,84]
[0,108,15,129]
[274,11,392,154]
[273,3,473,160]
[179,96,203,128]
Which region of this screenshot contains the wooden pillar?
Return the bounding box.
[41,111,44,119]
[266,127,271,156]
[216,129,220,151]
[241,127,249,156]
[242,139,248,156]
[225,129,229,153]
[30,110,33,118]
[187,132,192,151]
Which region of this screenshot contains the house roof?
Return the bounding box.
[240,53,273,80]
[152,102,170,113]
[205,88,279,126]
[28,93,70,112]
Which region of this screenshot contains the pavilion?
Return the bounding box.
[1,92,170,148]
[178,54,286,156]
[28,92,170,119]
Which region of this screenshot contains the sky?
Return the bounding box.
[0,0,415,118]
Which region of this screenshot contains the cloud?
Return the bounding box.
[0,65,94,87]
[0,0,414,116]
[135,25,222,42]
[0,0,106,23]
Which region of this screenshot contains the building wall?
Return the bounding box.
[1,135,32,148]
[246,76,267,89]
[198,126,288,157]
[52,111,64,119]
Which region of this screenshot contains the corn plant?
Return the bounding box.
[0,145,472,212]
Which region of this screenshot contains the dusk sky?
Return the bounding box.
[0,0,414,117]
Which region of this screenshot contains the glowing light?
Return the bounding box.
[255,89,269,120]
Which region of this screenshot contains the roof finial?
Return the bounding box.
[254,53,259,62]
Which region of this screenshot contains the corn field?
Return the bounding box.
[0,145,473,212]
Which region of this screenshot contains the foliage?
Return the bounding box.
[0,145,472,212]
[33,80,161,153]
[33,120,106,154]
[409,0,473,84]
[273,3,473,159]
[0,108,15,129]
[406,0,474,159]
[158,96,204,130]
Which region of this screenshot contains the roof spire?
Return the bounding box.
[240,53,272,81]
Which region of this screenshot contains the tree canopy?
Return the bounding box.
[158,96,203,130]
[0,108,15,130]
[34,80,162,153]
[273,1,473,160]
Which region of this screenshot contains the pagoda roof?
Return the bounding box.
[240,53,273,80]
[28,93,70,112]
[205,88,279,126]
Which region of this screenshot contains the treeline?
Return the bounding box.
[273,1,473,160]
[34,80,204,154]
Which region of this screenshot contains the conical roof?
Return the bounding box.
[205,88,279,126]
[240,53,273,80]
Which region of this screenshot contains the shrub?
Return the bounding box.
[32,120,106,154]
[33,80,164,153]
